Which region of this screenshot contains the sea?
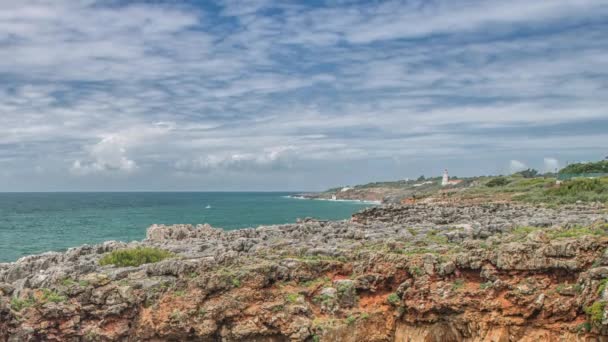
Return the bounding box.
[0,192,375,263]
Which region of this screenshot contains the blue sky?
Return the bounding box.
[1,0,607,191]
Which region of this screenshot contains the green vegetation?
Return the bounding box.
[560,161,608,175]
[550,178,607,195]
[549,225,608,239]
[99,247,174,267]
[451,279,465,291]
[510,224,608,241]
[345,315,357,325]
[387,293,400,306]
[479,281,493,290]
[61,278,77,287]
[302,277,331,288]
[10,296,36,312]
[585,301,606,324]
[513,169,539,178]
[270,305,284,312]
[360,312,370,320]
[486,177,510,187]
[426,231,448,244]
[403,247,437,255]
[173,290,186,297]
[511,226,540,239]
[285,293,301,304]
[517,178,608,204]
[598,279,608,295]
[410,266,424,277]
[169,309,184,321]
[231,277,242,288]
[41,289,66,303]
[576,321,592,333]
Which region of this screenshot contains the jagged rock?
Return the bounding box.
[1,203,608,341]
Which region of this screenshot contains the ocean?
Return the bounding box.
[0,192,374,262]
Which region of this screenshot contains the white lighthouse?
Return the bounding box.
[442,169,449,186]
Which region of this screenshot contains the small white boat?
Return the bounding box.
[205,205,211,209]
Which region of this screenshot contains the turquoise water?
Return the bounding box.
[0,192,372,262]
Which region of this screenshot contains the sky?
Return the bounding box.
[1,0,607,192]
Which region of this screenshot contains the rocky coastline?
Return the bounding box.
[2,203,608,341]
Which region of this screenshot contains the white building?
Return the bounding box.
[442,169,463,186]
[442,169,449,186]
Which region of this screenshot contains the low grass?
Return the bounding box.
[99,247,174,267]
[549,225,608,239]
[41,289,66,303]
[10,296,36,312]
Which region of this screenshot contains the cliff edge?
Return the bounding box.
[2,203,608,341]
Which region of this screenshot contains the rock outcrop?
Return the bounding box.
[1,203,608,341]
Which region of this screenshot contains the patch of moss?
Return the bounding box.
[99,247,174,267]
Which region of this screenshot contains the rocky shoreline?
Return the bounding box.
[2,203,608,341]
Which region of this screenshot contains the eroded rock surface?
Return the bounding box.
[1,203,608,341]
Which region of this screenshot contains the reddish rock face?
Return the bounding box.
[1,203,608,341]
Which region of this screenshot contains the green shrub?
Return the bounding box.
[549,178,607,196]
[486,177,510,187]
[585,301,606,324]
[514,169,539,178]
[345,315,356,325]
[387,293,400,306]
[560,161,608,174]
[99,247,174,267]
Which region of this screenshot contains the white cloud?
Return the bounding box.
[543,158,560,173]
[175,146,296,173]
[0,0,607,190]
[509,160,527,174]
[70,135,137,175]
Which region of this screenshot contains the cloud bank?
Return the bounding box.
[0,0,607,190]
